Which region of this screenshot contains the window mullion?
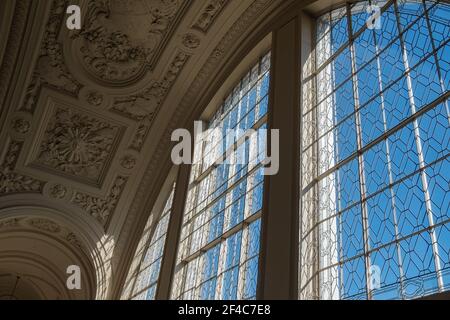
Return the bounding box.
[393,0,445,292]
[421,0,450,125]
[346,2,373,300]
[370,19,407,297]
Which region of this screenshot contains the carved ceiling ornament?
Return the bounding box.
[85,90,104,107]
[112,51,189,121]
[11,118,31,134]
[0,141,45,195]
[0,216,86,252]
[130,123,149,151]
[49,184,67,199]
[113,51,189,151]
[22,0,81,113]
[193,0,229,33]
[28,218,61,233]
[71,175,128,227]
[33,106,123,186]
[0,218,23,229]
[72,0,188,85]
[182,33,201,49]
[65,232,85,251]
[120,155,137,170]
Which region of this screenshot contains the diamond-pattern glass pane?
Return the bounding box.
[171,53,270,300]
[121,184,176,300]
[300,0,450,300]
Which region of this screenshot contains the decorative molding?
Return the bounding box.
[130,123,149,151]
[71,175,128,227]
[120,155,137,170]
[192,0,229,33]
[85,90,104,107]
[182,33,201,49]
[32,106,123,186]
[11,118,31,134]
[0,216,86,252]
[0,141,45,195]
[0,218,22,229]
[72,0,188,85]
[21,0,81,113]
[65,232,85,251]
[112,51,189,121]
[113,50,190,150]
[48,184,67,199]
[28,218,61,233]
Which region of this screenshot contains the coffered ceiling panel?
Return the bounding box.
[71,0,190,85]
[29,95,126,187]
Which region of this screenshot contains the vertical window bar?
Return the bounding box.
[422,0,450,124]
[370,4,407,297]
[393,0,444,291]
[346,2,373,300]
[312,21,320,300]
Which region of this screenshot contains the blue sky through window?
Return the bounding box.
[171,53,270,300]
[301,0,450,300]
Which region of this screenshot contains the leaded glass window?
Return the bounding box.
[300,0,450,300]
[170,52,271,300]
[121,184,176,300]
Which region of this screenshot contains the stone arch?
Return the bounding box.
[0,202,110,299]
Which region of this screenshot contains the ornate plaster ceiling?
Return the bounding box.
[0,0,291,298]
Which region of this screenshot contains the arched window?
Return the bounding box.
[118,0,449,301]
[300,0,450,300]
[121,183,176,300]
[170,52,271,300]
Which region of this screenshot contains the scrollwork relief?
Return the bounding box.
[22,0,81,113]
[112,51,189,121]
[130,123,148,151]
[0,141,45,195]
[71,175,127,227]
[66,232,84,251]
[11,118,31,134]
[113,51,189,150]
[0,217,86,252]
[120,155,137,170]
[85,90,104,107]
[193,0,228,33]
[0,218,23,229]
[182,33,201,49]
[49,184,67,199]
[33,107,122,185]
[72,0,187,84]
[28,218,61,233]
